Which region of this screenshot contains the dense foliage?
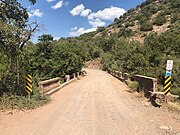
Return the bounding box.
[0,0,87,98]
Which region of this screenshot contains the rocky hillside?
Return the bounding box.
[94,0,180,43]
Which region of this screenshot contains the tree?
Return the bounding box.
[38,34,54,42]
[28,0,37,5]
[0,0,39,94]
[0,0,37,27]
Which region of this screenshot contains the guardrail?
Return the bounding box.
[39,70,87,95]
[108,69,180,104]
[108,69,157,97]
[133,75,158,92]
[39,77,61,95]
[108,69,130,82]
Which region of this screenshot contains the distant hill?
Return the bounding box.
[83,0,180,43]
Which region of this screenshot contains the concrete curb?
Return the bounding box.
[46,75,86,96]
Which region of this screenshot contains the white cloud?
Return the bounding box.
[69,27,97,37]
[69,6,126,36]
[70,4,85,16]
[88,6,126,21]
[71,26,78,31]
[51,1,63,10]
[63,1,70,6]
[46,0,55,2]
[89,18,105,28]
[80,9,92,17]
[28,9,43,17]
[54,37,60,40]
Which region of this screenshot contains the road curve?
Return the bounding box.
[0,69,180,135]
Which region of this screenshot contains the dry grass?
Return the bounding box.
[0,92,50,111]
[166,102,180,112]
[84,58,102,69]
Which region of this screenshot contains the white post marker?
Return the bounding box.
[164,60,173,96]
[166,60,173,76]
[166,60,173,71]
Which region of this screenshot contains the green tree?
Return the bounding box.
[0,0,38,94]
[38,34,54,42]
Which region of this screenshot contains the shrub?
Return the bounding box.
[117,24,122,28]
[0,92,49,110]
[128,81,139,92]
[114,18,118,22]
[170,0,180,8]
[154,15,167,26]
[139,17,149,25]
[127,8,135,14]
[125,22,135,28]
[171,88,180,96]
[171,14,180,23]
[118,28,135,37]
[97,26,105,32]
[140,22,153,31]
[140,0,155,8]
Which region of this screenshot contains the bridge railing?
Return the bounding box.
[39,70,87,95]
[108,69,157,97]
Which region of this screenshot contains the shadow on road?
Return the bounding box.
[149,94,161,108]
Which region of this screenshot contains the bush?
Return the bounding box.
[117,24,122,28]
[139,17,149,25]
[154,15,167,26]
[127,8,135,14]
[128,81,139,92]
[0,91,49,110]
[97,26,105,32]
[140,0,155,8]
[0,82,49,110]
[125,22,135,28]
[140,22,153,31]
[171,88,180,96]
[114,18,118,22]
[171,14,180,23]
[118,28,135,37]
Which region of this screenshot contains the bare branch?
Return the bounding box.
[19,21,42,49]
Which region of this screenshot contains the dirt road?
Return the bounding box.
[0,69,180,135]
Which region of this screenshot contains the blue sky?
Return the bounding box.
[19,0,145,40]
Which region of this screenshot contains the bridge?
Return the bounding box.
[0,69,180,135]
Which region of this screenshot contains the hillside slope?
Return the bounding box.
[93,0,180,43]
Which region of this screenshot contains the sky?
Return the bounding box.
[19,0,145,41]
